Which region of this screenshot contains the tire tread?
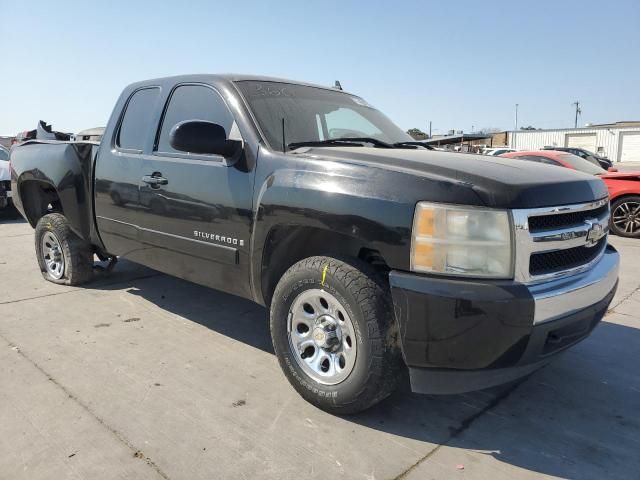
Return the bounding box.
[270,255,401,414]
[35,213,93,285]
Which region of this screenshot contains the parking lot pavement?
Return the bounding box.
[615,161,640,172]
[1,216,639,480]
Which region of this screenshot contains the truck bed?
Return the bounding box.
[10,140,102,246]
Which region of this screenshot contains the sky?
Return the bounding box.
[1,0,639,136]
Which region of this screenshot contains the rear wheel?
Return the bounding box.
[35,213,93,285]
[610,196,640,238]
[110,190,125,207]
[270,256,401,414]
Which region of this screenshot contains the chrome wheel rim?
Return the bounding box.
[287,289,357,385]
[41,231,65,279]
[612,201,640,234]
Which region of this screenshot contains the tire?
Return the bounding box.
[110,191,125,207]
[270,256,401,414]
[35,213,93,285]
[610,195,640,238]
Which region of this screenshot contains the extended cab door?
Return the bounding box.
[94,86,162,256]
[132,83,255,299]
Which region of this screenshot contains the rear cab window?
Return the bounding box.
[117,87,161,152]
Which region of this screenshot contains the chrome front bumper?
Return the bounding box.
[529,245,619,324]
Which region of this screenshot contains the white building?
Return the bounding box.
[508,122,640,163]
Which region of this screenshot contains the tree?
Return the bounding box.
[520,125,537,130]
[407,128,428,140]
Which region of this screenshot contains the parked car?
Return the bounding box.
[543,146,613,170]
[501,150,640,238]
[10,74,619,413]
[0,145,12,210]
[484,147,515,156]
[11,130,30,146]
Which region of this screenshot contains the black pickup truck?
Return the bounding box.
[10,75,619,414]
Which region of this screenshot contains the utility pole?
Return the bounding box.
[572,101,581,128]
[429,121,432,139]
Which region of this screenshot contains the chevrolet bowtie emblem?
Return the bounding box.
[584,219,606,247]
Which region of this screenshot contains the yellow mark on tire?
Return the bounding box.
[321,264,328,287]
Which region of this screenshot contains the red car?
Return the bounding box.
[501,150,640,238]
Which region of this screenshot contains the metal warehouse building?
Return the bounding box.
[508,121,640,163]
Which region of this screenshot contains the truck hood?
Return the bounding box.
[0,161,10,182]
[296,147,609,208]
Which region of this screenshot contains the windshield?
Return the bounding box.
[0,147,8,161]
[558,153,606,175]
[580,148,600,158]
[235,81,413,151]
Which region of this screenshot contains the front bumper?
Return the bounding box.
[389,244,619,394]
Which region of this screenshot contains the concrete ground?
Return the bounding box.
[1,210,639,480]
[614,161,640,172]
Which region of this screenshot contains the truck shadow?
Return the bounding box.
[95,260,640,480]
[0,207,25,222]
[352,321,640,479]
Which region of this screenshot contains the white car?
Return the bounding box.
[0,145,12,209]
[484,147,516,156]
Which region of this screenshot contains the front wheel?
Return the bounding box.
[270,256,401,414]
[35,213,93,285]
[610,196,640,238]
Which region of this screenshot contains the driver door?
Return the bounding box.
[134,84,255,299]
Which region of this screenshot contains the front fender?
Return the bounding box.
[607,180,640,202]
[250,153,420,304]
[253,166,414,266]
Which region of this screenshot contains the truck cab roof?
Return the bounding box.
[126,74,354,96]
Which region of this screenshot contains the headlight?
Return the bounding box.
[411,202,513,278]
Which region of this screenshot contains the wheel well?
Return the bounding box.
[19,181,63,227]
[260,225,389,306]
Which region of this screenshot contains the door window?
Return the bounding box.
[117,87,161,151]
[156,85,236,154]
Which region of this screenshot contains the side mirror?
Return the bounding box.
[169,120,242,158]
[608,167,618,172]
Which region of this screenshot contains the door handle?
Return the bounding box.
[142,173,168,188]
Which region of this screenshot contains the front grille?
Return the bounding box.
[529,237,606,276]
[528,204,608,232]
[513,199,610,283]
[0,181,9,194]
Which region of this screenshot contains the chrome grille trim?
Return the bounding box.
[512,198,610,284]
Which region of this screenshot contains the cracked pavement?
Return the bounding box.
[1,215,639,480]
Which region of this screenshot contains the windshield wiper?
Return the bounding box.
[288,137,393,150]
[392,141,434,150]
